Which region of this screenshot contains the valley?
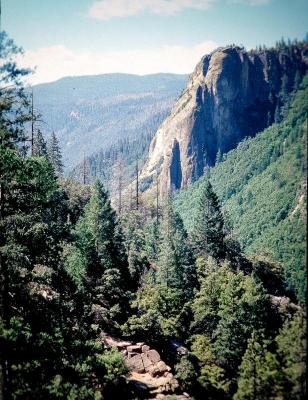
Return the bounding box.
[0,13,307,399]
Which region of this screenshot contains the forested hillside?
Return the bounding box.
[175,76,307,303]
[32,73,187,170]
[70,120,155,192]
[0,30,306,400]
[139,40,307,193]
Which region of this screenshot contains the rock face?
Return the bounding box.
[140,44,308,193]
[103,335,189,399]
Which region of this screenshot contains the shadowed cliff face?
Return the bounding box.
[140,44,308,194]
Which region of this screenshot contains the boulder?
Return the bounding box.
[127,345,142,353]
[146,349,161,363]
[104,336,131,349]
[157,361,169,373]
[127,351,139,359]
[126,354,145,373]
[141,353,153,370]
[148,365,162,377]
[142,344,150,352]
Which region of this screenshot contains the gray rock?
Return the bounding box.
[157,361,169,373]
[142,344,150,352]
[140,45,308,194]
[146,349,161,363]
[141,353,153,370]
[127,345,142,353]
[126,354,145,373]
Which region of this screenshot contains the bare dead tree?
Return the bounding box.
[136,160,139,210]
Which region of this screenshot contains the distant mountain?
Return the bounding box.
[140,41,307,194]
[32,73,187,170]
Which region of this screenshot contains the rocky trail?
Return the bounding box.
[102,335,191,399]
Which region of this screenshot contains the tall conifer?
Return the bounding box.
[192,179,225,260]
[48,132,63,176]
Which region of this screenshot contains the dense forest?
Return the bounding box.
[0,30,306,400]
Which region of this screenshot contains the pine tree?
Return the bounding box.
[48,131,63,176]
[293,70,302,91]
[0,31,31,145]
[191,179,225,260]
[33,129,48,157]
[157,197,197,300]
[274,102,281,123]
[70,180,131,332]
[215,148,223,164]
[121,210,149,290]
[213,270,269,371]
[276,311,307,399]
[280,73,290,104]
[192,265,270,374]
[234,333,282,400]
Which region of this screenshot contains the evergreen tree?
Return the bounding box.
[293,70,302,91]
[280,73,290,102]
[68,180,131,333]
[192,265,270,376]
[0,31,31,145]
[234,333,282,400]
[274,103,281,123]
[48,132,63,176]
[33,129,48,157]
[213,269,269,371]
[121,210,149,290]
[191,334,226,396]
[276,311,307,399]
[0,33,128,397]
[191,179,225,260]
[157,197,197,300]
[215,148,223,164]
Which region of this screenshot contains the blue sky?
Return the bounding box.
[2,0,307,83]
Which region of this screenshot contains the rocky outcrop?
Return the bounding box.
[140,43,308,193]
[103,336,190,399]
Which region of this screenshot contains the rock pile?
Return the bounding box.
[103,336,190,399]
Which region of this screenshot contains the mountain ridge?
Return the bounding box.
[140,41,308,193]
[32,73,188,170]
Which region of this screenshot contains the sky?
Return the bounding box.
[2,0,308,84]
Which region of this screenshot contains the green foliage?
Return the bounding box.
[33,129,48,157]
[1,31,306,400]
[157,197,197,300]
[174,356,197,392]
[121,210,150,289]
[175,75,308,302]
[191,335,226,394]
[276,311,307,399]
[0,34,131,397]
[191,179,226,259]
[66,181,131,332]
[234,333,282,400]
[124,284,185,340]
[48,132,64,176]
[191,263,272,394]
[61,178,92,226]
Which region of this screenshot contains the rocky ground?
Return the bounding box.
[103,336,191,399]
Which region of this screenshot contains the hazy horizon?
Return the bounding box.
[2,0,307,84]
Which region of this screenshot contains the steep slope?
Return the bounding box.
[32,73,187,170]
[140,42,307,193]
[174,76,308,302]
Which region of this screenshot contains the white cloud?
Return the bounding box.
[16,41,218,85]
[228,0,271,5]
[88,0,215,20]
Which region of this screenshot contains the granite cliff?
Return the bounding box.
[140,43,308,193]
